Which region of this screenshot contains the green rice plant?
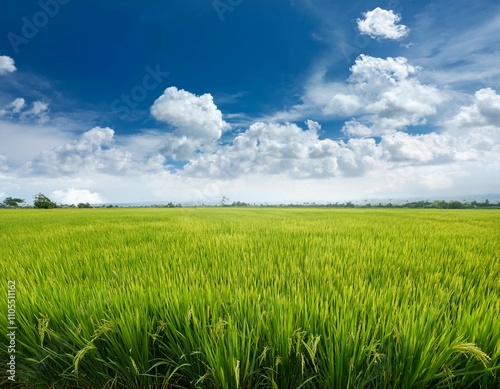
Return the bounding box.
[0,208,499,388]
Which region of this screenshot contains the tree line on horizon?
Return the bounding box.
[1,193,500,210]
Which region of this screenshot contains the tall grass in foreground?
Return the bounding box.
[0,208,499,388]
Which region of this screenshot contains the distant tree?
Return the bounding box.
[448,200,464,209]
[34,193,57,209]
[405,200,431,208]
[231,201,249,207]
[2,197,25,208]
[431,200,448,209]
[77,202,92,208]
[220,196,229,207]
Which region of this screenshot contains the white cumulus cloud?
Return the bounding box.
[324,55,445,135]
[0,56,16,74]
[442,88,500,158]
[381,131,454,163]
[52,188,105,204]
[182,121,383,179]
[151,87,229,160]
[342,120,372,137]
[24,127,134,176]
[276,55,445,134]
[446,88,500,134]
[357,7,410,40]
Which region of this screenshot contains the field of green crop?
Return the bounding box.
[1,208,499,388]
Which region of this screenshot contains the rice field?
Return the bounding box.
[1,208,499,388]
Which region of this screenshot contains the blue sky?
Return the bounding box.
[1,0,499,204]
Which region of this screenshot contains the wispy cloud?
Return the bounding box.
[410,3,500,89]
